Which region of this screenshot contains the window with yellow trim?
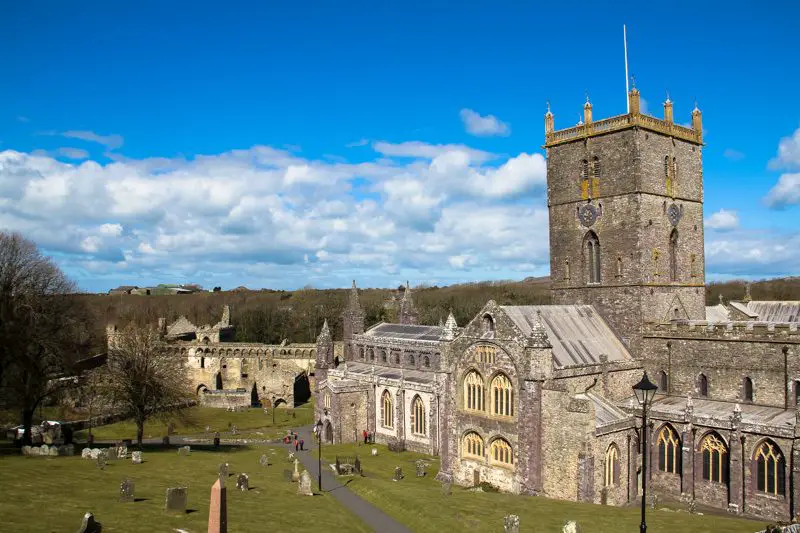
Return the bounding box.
[463,432,484,459]
[490,438,513,466]
[463,370,485,412]
[381,390,394,429]
[410,396,425,436]
[475,345,497,364]
[755,440,785,496]
[491,373,513,417]
[604,444,619,487]
[657,425,681,474]
[700,432,728,483]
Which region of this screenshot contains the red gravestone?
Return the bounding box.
[207,478,227,533]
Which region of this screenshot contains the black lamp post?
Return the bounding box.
[314,419,323,493]
[633,371,658,533]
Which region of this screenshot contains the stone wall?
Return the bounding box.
[199,390,250,408]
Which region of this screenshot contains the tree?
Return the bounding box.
[0,232,96,444]
[104,325,191,445]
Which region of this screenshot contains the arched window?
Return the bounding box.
[491,373,514,417]
[698,374,709,397]
[381,390,394,429]
[669,229,679,282]
[200,356,205,369]
[482,314,495,335]
[463,432,484,459]
[584,231,601,284]
[423,356,430,368]
[323,391,331,410]
[463,370,485,412]
[408,354,415,366]
[794,381,800,408]
[604,444,620,487]
[743,377,754,402]
[477,345,497,364]
[657,371,668,392]
[359,347,365,360]
[755,440,786,496]
[657,425,681,474]
[490,438,513,466]
[580,159,590,199]
[380,350,387,363]
[672,157,678,194]
[700,432,728,484]
[258,358,263,370]
[368,349,374,361]
[591,156,600,198]
[411,396,426,436]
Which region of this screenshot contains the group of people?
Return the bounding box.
[361,430,375,445]
[283,430,305,451]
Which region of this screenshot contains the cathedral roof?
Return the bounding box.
[362,323,443,344]
[575,391,632,429]
[733,301,800,323]
[705,304,730,322]
[500,305,631,368]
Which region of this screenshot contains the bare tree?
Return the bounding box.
[0,231,96,444]
[104,325,191,445]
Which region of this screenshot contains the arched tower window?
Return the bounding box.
[408,354,415,366]
[580,159,590,199]
[591,156,600,198]
[490,438,513,466]
[698,374,709,397]
[754,440,785,496]
[323,391,331,410]
[380,350,387,363]
[657,371,668,392]
[463,432,484,459]
[584,231,601,284]
[411,396,426,436]
[672,157,678,195]
[381,390,394,429]
[463,370,485,412]
[669,229,679,282]
[743,377,754,402]
[491,373,514,417]
[700,432,728,483]
[657,424,681,474]
[604,444,620,487]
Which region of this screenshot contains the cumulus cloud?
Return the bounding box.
[706,228,800,278]
[765,128,800,208]
[373,140,493,162]
[723,149,744,161]
[704,209,739,231]
[459,109,510,137]
[768,128,800,170]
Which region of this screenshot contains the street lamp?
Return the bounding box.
[633,371,658,533]
[313,419,324,493]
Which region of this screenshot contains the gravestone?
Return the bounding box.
[131,451,143,464]
[90,448,102,460]
[40,444,50,456]
[96,451,107,470]
[82,448,92,459]
[116,445,127,459]
[393,466,403,481]
[562,521,582,533]
[59,444,75,456]
[119,479,135,503]
[214,432,221,448]
[504,515,520,533]
[48,445,59,456]
[288,452,295,461]
[205,425,211,433]
[230,425,237,435]
[208,478,227,533]
[415,460,426,477]
[236,473,249,492]
[21,445,31,456]
[219,463,229,481]
[76,512,102,533]
[178,446,190,456]
[441,482,452,496]
[298,470,313,496]
[259,454,270,467]
[292,458,300,482]
[371,447,378,456]
[650,493,658,509]
[165,487,187,513]
[688,499,697,514]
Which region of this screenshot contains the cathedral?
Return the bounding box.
[314,87,800,521]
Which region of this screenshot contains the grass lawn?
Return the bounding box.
[0,443,370,533]
[74,403,314,442]
[320,441,770,533]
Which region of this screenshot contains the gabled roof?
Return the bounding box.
[575,391,632,428]
[362,322,443,343]
[743,301,800,323]
[500,305,631,368]
[705,304,730,322]
[167,316,197,336]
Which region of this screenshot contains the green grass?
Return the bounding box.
[320,442,769,533]
[0,443,370,533]
[74,404,314,442]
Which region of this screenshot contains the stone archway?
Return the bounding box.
[293,372,311,406]
[324,420,333,443]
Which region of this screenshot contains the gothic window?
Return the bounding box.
[380,350,387,363]
[490,438,513,466]
[697,374,709,397]
[672,157,678,194]
[463,432,484,459]
[381,390,394,429]
[743,377,754,402]
[591,156,601,197]
[324,391,331,410]
[482,314,495,335]
[657,424,681,474]
[368,348,374,361]
[669,229,679,282]
[476,345,497,364]
[584,231,601,284]
[700,432,728,484]
[463,370,485,412]
[580,159,590,200]
[604,444,620,487]
[657,371,668,392]
[423,356,430,368]
[359,347,364,360]
[408,354,415,366]
[200,356,205,369]
[411,396,426,436]
[491,373,514,417]
[565,259,571,280]
[754,440,785,496]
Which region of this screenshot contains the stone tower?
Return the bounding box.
[314,319,333,385]
[398,281,419,325]
[341,280,365,360]
[545,88,706,357]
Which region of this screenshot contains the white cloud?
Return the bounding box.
[723,149,744,161]
[459,109,510,137]
[706,228,800,278]
[764,173,800,208]
[373,140,493,163]
[639,98,649,115]
[704,209,739,231]
[768,128,800,170]
[346,139,369,148]
[56,147,90,160]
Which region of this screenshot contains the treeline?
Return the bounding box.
[705,277,800,305]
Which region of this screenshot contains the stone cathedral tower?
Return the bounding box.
[545,88,706,357]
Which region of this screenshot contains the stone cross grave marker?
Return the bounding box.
[178,445,190,456]
[259,454,270,467]
[371,447,378,456]
[208,478,227,533]
[415,460,426,477]
[298,470,313,496]
[117,445,128,459]
[393,466,403,481]
[131,451,143,464]
[292,458,300,482]
[165,487,187,513]
[562,521,582,533]
[504,515,520,533]
[236,473,249,492]
[119,479,135,503]
[76,512,102,533]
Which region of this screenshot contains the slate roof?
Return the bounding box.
[344,361,436,385]
[362,323,443,343]
[500,305,631,368]
[705,304,730,322]
[743,301,800,323]
[646,394,796,428]
[575,391,632,428]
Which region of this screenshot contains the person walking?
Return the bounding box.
[300,439,305,451]
[294,438,299,451]
[363,429,368,445]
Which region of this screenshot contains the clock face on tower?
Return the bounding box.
[579,204,597,227]
[667,203,681,226]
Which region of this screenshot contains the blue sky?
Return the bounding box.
[2,1,799,292]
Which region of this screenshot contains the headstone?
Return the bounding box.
[96,451,107,470]
[76,512,102,533]
[415,460,426,477]
[120,479,135,503]
[90,448,102,460]
[49,445,59,456]
[60,444,76,456]
[236,473,249,492]
[28,446,39,456]
[178,446,190,456]
[165,487,187,513]
[562,521,582,533]
[22,445,31,456]
[40,444,50,456]
[208,478,227,533]
[441,482,452,496]
[116,445,127,459]
[259,454,270,467]
[231,425,237,435]
[371,447,378,456]
[292,458,300,482]
[393,466,403,481]
[298,470,313,495]
[504,515,520,533]
[688,498,697,514]
[205,425,211,433]
[219,463,229,481]
[82,448,92,459]
[131,451,143,464]
[650,492,658,509]
[288,452,295,461]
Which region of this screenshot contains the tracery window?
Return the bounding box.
[604,444,620,487]
[657,425,681,474]
[408,354,415,366]
[580,159,590,199]
[463,370,485,412]
[491,373,514,417]
[463,432,484,460]
[700,432,728,483]
[410,396,426,436]
[323,391,331,410]
[381,390,394,429]
[490,438,513,466]
[669,229,679,282]
[476,345,497,364]
[585,231,601,284]
[755,440,785,496]
[368,348,375,361]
